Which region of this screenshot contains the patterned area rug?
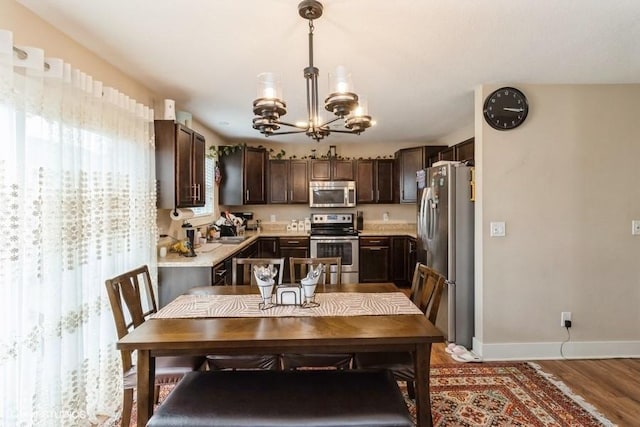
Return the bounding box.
[129,362,613,427]
[414,362,613,426]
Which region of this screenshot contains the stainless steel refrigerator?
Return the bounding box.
[417,162,474,348]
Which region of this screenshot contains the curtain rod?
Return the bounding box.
[13,45,51,71]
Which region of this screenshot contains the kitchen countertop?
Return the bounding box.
[158,234,260,267]
[158,228,416,268]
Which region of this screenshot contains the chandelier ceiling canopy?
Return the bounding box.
[252,0,374,142]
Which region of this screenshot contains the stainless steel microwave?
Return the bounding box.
[309,181,356,208]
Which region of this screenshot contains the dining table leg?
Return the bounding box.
[136,350,155,426]
[414,342,433,427]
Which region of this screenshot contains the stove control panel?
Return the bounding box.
[311,213,354,225]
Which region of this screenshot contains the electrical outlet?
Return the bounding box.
[561,311,572,327]
[632,220,640,235]
[490,221,506,237]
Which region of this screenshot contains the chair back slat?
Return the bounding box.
[105,265,158,373]
[289,257,342,286]
[231,258,285,286]
[409,263,446,324]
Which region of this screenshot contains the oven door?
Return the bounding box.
[309,236,359,284]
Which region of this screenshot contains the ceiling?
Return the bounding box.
[18,0,640,145]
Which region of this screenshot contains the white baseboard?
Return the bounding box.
[472,337,640,361]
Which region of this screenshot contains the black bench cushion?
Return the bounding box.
[147,369,412,427]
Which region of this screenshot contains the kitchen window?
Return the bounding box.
[191,156,214,216]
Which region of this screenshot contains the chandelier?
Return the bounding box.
[252,0,373,142]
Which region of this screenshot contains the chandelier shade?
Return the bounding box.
[252,0,373,142]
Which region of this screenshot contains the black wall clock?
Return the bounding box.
[483,87,529,130]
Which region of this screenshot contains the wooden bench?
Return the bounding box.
[146,369,413,427]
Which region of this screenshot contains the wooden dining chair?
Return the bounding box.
[206,257,283,371]
[353,262,446,399]
[288,256,342,286]
[231,257,285,286]
[281,257,352,370]
[104,265,205,427]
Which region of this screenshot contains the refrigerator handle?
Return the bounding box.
[419,187,429,239]
[425,187,435,239]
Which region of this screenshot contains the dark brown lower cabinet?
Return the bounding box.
[359,237,390,282]
[390,237,409,287]
[407,237,417,277]
[213,260,231,286]
[257,237,279,258]
[279,237,309,283]
[389,236,417,289]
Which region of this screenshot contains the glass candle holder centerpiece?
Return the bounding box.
[253,264,277,309]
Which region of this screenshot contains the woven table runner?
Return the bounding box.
[152,292,422,319]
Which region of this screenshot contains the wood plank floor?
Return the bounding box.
[431,343,640,426]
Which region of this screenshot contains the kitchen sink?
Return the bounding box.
[196,243,223,253]
[216,236,249,244]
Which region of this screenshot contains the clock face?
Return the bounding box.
[483,87,529,130]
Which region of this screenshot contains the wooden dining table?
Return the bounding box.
[117,283,444,426]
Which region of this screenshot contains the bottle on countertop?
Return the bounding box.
[356,211,364,231]
[304,217,311,232]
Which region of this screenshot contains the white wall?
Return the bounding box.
[1,0,156,106]
[476,84,640,360]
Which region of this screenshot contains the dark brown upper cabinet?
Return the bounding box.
[356,159,395,204]
[219,146,267,205]
[438,147,455,162]
[155,120,206,208]
[455,137,475,163]
[268,159,309,204]
[309,159,355,181]
[395,146,446,204]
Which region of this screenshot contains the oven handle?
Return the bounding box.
[309,236,360,242]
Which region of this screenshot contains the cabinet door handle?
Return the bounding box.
[290,190,293,200]
[246,189,249,200]
[192,184,198,201]
[369,247,383,251]
[369,240,381,244]
[371,190,374,199]
[195,184,201,201]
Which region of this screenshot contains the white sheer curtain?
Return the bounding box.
[0,29,157,426]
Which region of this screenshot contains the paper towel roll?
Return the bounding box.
[163,99,176,120]
[170,208,194,221]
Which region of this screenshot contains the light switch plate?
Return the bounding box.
[632,220,640,235]
[490,221,506,237]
